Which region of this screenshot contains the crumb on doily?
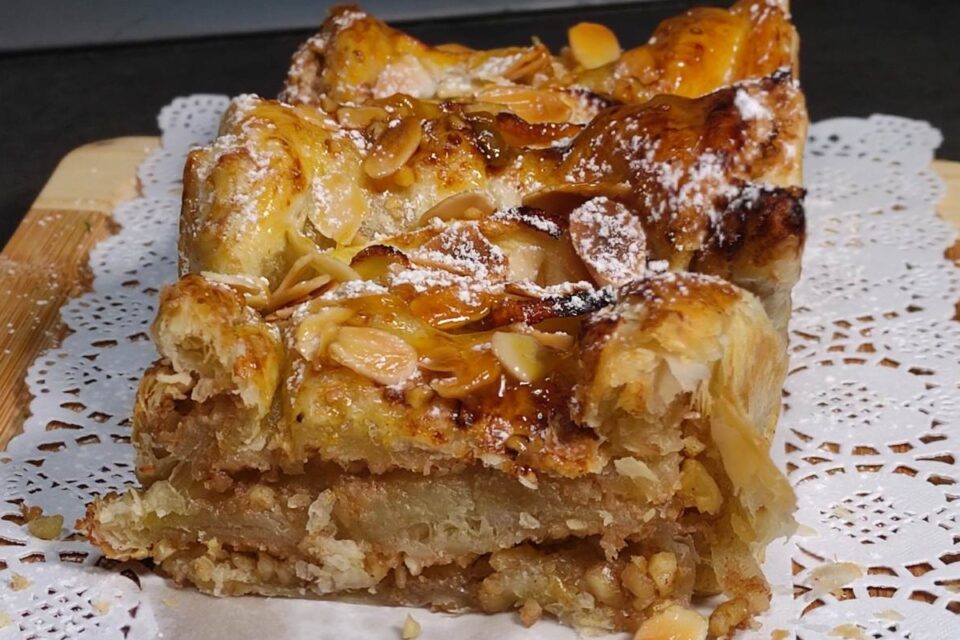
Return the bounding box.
[875,609,904,621]
[807,561,865,598]
[0,611,11,629]
[93,599,111,616]
[401,613,421,639]
[28,514,64,540]
[770,630,789,640]
[830,623,867,639]
[10,573,31,591]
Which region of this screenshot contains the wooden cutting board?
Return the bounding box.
[0,137,958,450]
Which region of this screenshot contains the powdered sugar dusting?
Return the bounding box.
[734,88,771,121]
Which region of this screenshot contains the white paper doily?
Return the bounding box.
[1,96,956,639]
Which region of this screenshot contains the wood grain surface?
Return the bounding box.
[0,137,157,449]
[0,143,957,450]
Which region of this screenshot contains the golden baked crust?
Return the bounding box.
[84,2,806,635]
[281,0,797,109]
[180,73,805,329]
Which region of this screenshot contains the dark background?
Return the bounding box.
[1,0,958,247]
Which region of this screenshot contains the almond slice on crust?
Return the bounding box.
[328,326,418,387]
[568,196,647,287]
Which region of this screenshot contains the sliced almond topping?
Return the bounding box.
[510,322,575,351]
[267,251,360,312]
[522,182,631,215]
[411,222,507,280]
[200,271,271,309]
[491,331,548,383]
[336,105,388,128]
[501,44,552,81]
[569,196,647,287]
[634,604,708,640]
[328,326,418,387]
[294,306,355,361]
[568,23,622,70]
[363,117,422,179]
[476,86,572,124]
[420,191,497,223]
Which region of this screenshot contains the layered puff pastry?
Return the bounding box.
[83,2,807,637]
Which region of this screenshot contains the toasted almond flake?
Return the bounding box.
[634,604,707,640]
[201,271,271,308]
[363,117,422,179]
[476,86,572,124]
[599,510,614,526]
[267,251,361,311]
[329,326,418,387]
[294,306,355,361]
[502,45,551,81]
[510,322,575,351]
[401,613,422,639]
[266,274,331,312]
[420,191,497,223]
[565,518,588,530]
[614,456,659,482]
[336,105,388,128]
[568,22,622,69]
[411,222,507,280]
[491,331,548,382]
[569,196,647,287]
